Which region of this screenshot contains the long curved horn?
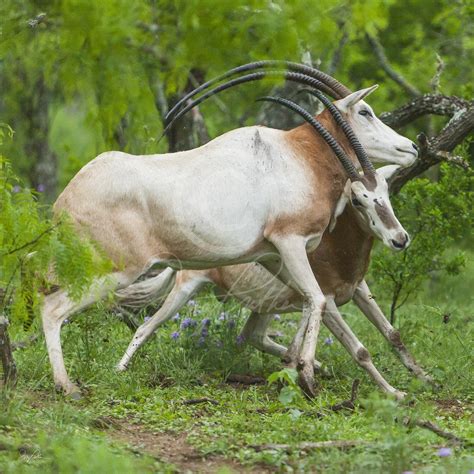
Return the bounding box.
[257,96,360,181]
[299,89,376,175]
[160,70,337,140]
[165,60,352,123]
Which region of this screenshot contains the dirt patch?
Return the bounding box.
[435,399,473,420]
[108,419,268,473]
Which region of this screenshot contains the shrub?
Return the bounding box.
[370,164,473,322]
[0,124,111,327]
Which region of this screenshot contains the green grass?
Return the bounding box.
[1,263,473,473]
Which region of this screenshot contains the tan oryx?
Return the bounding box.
[42,63,414,398]
[117,165,428,401]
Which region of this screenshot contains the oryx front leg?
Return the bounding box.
[323,298,406,400]
[353,280,433,384]
[117,274,207,371]
[267,235,326,397]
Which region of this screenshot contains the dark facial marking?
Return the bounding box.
[374,201,398,229]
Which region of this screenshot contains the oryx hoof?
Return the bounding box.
[116,362,128,373]
[298,362,318,399]
[57,383,82,400]
[392,390,407,402]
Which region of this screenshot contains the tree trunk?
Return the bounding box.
[0,316,17,388]
[165,69,210,152]
[25,78,57,200]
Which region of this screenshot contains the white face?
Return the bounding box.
[349,174,410,251]
[334,87,418,168]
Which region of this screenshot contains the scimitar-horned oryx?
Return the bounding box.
[42,63,412,398]
[115,63,422,399]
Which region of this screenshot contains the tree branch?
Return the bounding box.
[389,103,474,193]
[380,94,472,129]
[327,27,349,76]
[366,33,421,97]
[4,223,58,256]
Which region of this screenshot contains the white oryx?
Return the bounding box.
[41,62,416,398]
[114,63,426,399]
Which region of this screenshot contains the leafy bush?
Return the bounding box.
[370,164,473,322]
[0,125,111,327]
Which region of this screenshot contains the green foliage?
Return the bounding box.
[0,130,111,325]
[370,164,473,321]
[267,367,304,409]
[1,281,473,472]
[2,0,472,192]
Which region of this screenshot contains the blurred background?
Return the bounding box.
[1,0,472,199]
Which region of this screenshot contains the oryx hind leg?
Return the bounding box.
[240,312,323,371]
[116,272,209,371]
[353,280,433,384]
[323,297,406,400]
[41,271,136,398]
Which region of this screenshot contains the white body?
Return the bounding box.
[43,88,417,397]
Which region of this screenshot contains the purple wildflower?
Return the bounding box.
[218,312,227,321]
[187,299,196,307]
[171,331,180,340]
[202,318,211,327]
[37,183,45,193]
[12,185,21,193]
[144,316,151,322]
[236,334,245,345]
[274,314,281,321]
[437,447,452,457]
[201,327,209,337]
[172,313,180,321]
[181,318,196,330]
[324,337,334,345]
[227,319,236,329]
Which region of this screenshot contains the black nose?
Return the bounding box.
[412,142,419,152]
[391,233,409,249]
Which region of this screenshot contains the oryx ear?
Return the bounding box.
[329,179,352,233]
[377,165,400,181]
[334,85,379,113]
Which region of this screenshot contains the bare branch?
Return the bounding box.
[389,106,474,194]
[380,94,472,129]
[404,417,468,446]
[366,33,421,97]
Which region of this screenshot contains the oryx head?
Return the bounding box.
[258,95,410,253]
[163,60,418,169]
[347,173,409,251]
[334,86,418,167]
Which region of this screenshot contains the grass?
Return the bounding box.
[1,259,473,473]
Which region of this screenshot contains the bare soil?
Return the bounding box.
[107,419,270,473]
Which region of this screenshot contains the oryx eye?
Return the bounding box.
[359,109,372,118]
[352,198,362,206]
